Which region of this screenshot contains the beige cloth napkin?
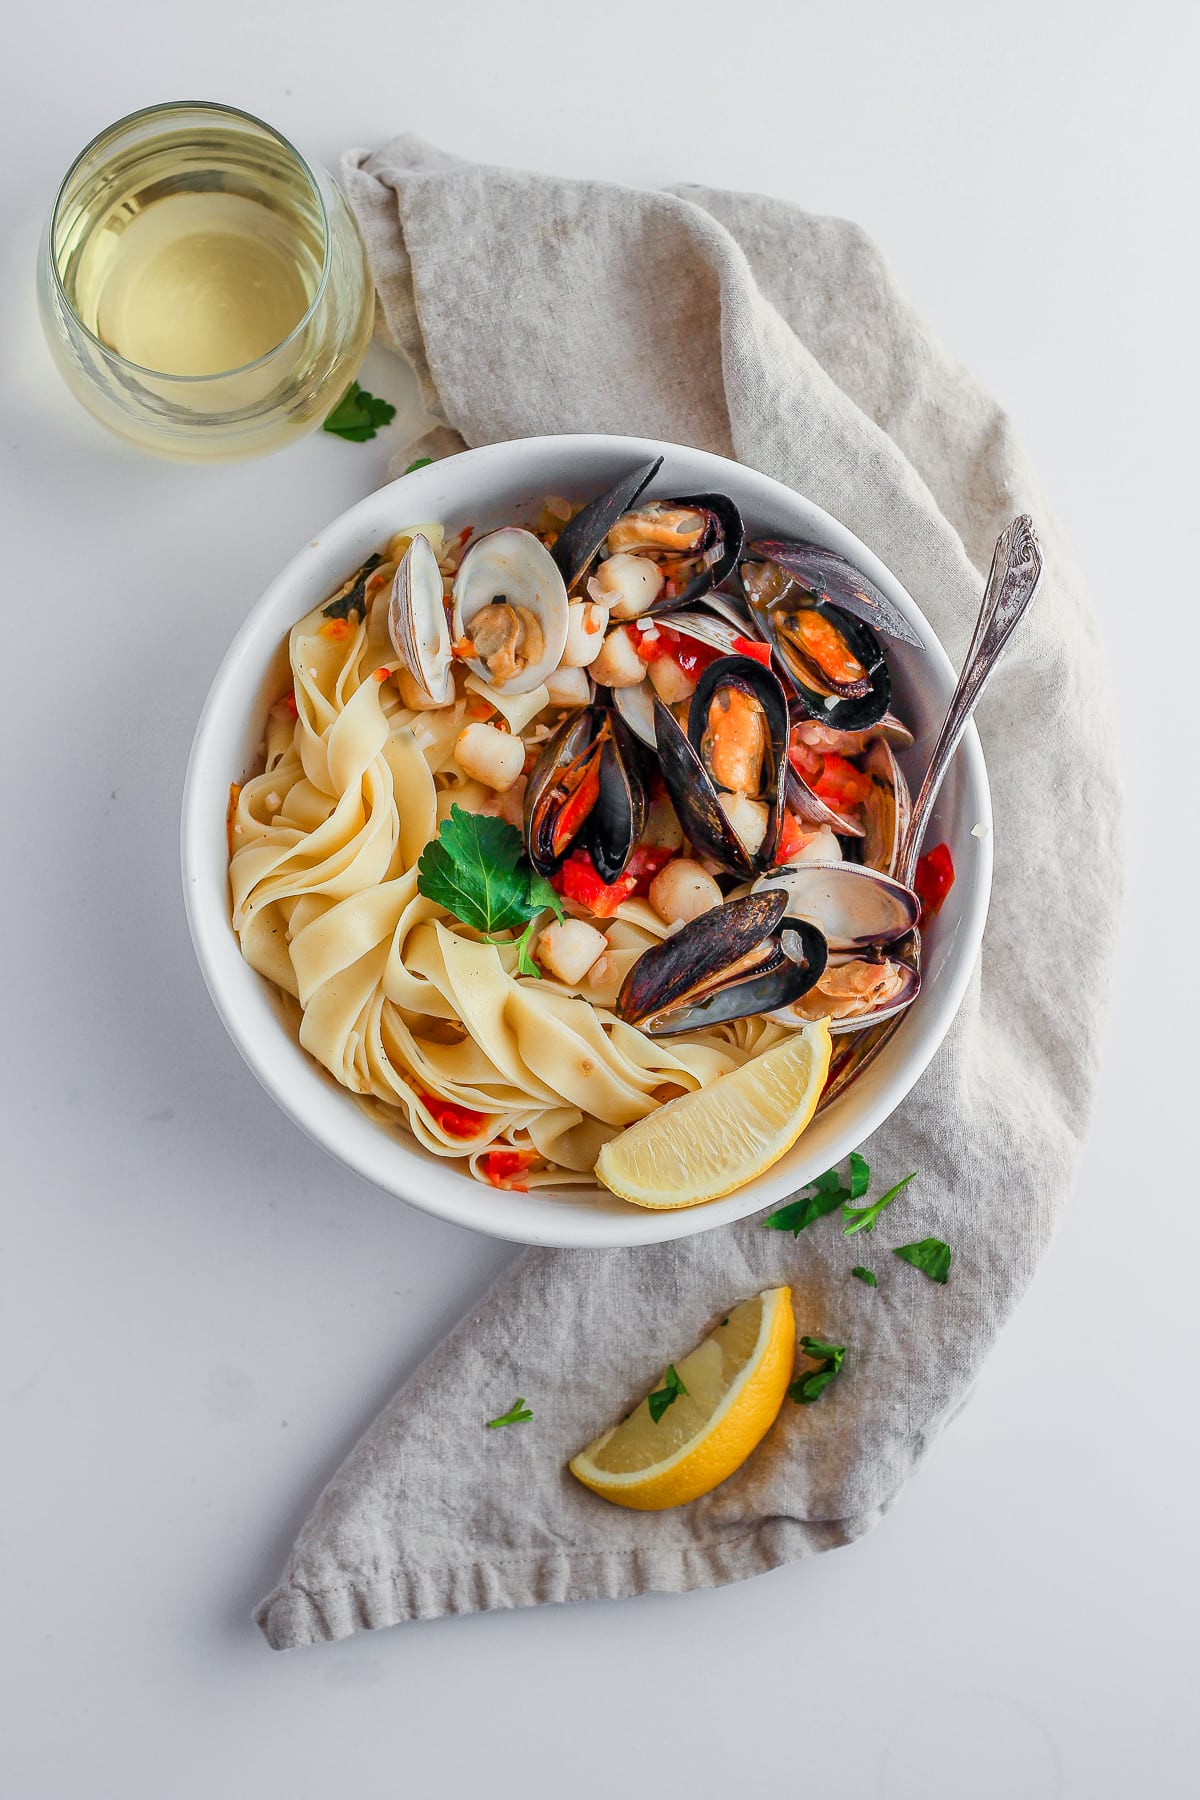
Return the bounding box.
[254,137,1120,1648]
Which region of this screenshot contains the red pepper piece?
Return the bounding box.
[478,1148,539,1191]
[733,634,772,666]
[625,845,675,896]
[776,810,807,860]
[812,752,873,810]
[550,848,637,917]
[914,842,955,920]
[416,1089,490,1139]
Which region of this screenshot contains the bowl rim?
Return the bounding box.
[181,432,991,1248]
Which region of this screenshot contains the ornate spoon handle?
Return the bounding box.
[896,515,1044,889]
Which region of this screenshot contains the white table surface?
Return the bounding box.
[3,3,1197,1795]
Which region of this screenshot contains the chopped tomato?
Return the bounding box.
[373,667,390,683]
[478,1148,540,1191]
[812,752,873,810]
[319,616,354,642]
[915,842,955,919]
[733,634,773,666]
[277,689,299,719]
[416,1089,489,1140]
[465,694,496,721]
[776,810,808,861]
[629,623,720,681]
[550,848,637,916]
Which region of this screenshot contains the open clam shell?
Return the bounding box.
[744,539,922,648]
[387,533,453,706]
[615,890,827,1036]
[859,736,912,877]
[549,457,663,591]
[753,860,919,950]
[452,527,569,696]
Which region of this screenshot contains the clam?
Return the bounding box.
[524,704,645,882]
[387,533,453,706]
[753,860,921,1031]
[743,539,922,648]
[859,736,911,877]
[653,656,789,877]
[452,528,569,695]
[616,890,827,1036]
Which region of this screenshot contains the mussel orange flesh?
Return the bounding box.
[700,686,767,795]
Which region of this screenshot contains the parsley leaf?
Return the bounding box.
[417,807,564,958]
[323,381,397,442]
[486,1397,533,1429]
[843,1170,916,1237]
[762,1151,870,1236]
[851,1266,878,1287]
[893,1237,952,1284]
[647,1363,688,1424]
[788,1336,846,1404]
[404,456,433,473]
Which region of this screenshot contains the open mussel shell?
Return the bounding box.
[760,595,891,732]
[616,890,827,1037]
[549,457,663,591]
[859,737,911,877]
[452,528,569,695]
[654,655,789,876]
[387,533,453,705]
[613,492,744,610]
[753,860,919,950]
[523,704,645,882]
[744,539,922,648]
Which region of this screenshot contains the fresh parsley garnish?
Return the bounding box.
[323,381,397,443]
[417,805,564,973]
[486,1397,533,1429]
[762,1151,870,1236]
[404,455,433,473]
[851,1266,877,1287]
[842,1170,916,1237]
[788,1336,846,1404]
[893,1237,952,1284]
[647,1363,688,1424]
[321,552,384,621]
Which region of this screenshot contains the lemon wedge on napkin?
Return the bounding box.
[569,1287,795,1510]
[595,1020,831,1208]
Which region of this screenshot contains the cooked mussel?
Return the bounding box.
[524,704,645,882]
[603,492,744,610]
[743,539,921,647]
[616,890,827,1036]
[654,655,789,876]
[611,611,754,749]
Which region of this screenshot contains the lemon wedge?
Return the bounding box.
[569,1287,795,1510]
[595,1019,831,1208]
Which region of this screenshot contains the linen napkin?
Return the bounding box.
[254,137,1120,1648]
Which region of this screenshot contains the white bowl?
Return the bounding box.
[182,435,991,1248]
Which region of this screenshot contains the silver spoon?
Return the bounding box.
[818,514,1044,1105]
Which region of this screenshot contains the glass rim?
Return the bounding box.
[47,99,334,385]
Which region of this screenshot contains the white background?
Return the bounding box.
[2,3,1197,1796]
